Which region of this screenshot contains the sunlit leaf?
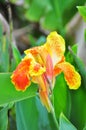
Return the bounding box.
[53,73,71,119]
[0,73,37,106]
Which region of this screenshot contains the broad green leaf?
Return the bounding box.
[35,97,52,130]
[70,88,86,130]
[0,106,8,130]
[57,0,74,14]
[41,0,64,33]
[16,97,39,130]
[0,73,37,106]
[41,10,59,31]
[16,97,52,130]
[53,73,71,119]
[77,6,86,21]
[59,113,77,130]
[50,0,63,29]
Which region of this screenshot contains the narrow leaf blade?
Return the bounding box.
[0,106,8,130]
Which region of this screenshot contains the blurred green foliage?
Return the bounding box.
[24,0,85,35]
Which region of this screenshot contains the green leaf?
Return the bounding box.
[59,113,77,130]
[12,45,21,66]
[0,106,8,130]
[66,44,77,64]
[16,97,39,130]
[25,0,85,33]
[53,73,71,119]
[77,6,86,21]
[35,98,52,130]
[16,97,52,130]
[10,46,21,71]
[41,10,59,31]
[0,23,9,72]
[0,73,37,106]
[70,88,86,130]
[25,0,48,22]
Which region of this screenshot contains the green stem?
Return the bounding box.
[50,102,59,130]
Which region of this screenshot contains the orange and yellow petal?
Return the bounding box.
[58,62,81,89]
[29,63,46,76]
[53,56,65,76]
[53,66,62,76]
[25,32,65,67]
[24,53,46,76]
[11,72,31,91]
[32,75,48,91]
[11,58,31,91]
[39,90,51,112]
[25,46,48,65]
[24,46,40,55]
[45,31,65,66]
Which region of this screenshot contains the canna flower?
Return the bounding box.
[11,31,81,112]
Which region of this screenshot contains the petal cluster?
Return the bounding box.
[11,31,81,111]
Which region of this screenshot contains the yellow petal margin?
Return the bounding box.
[11,53,45,91]
[58,62,81,89]
[11,58,31,91]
